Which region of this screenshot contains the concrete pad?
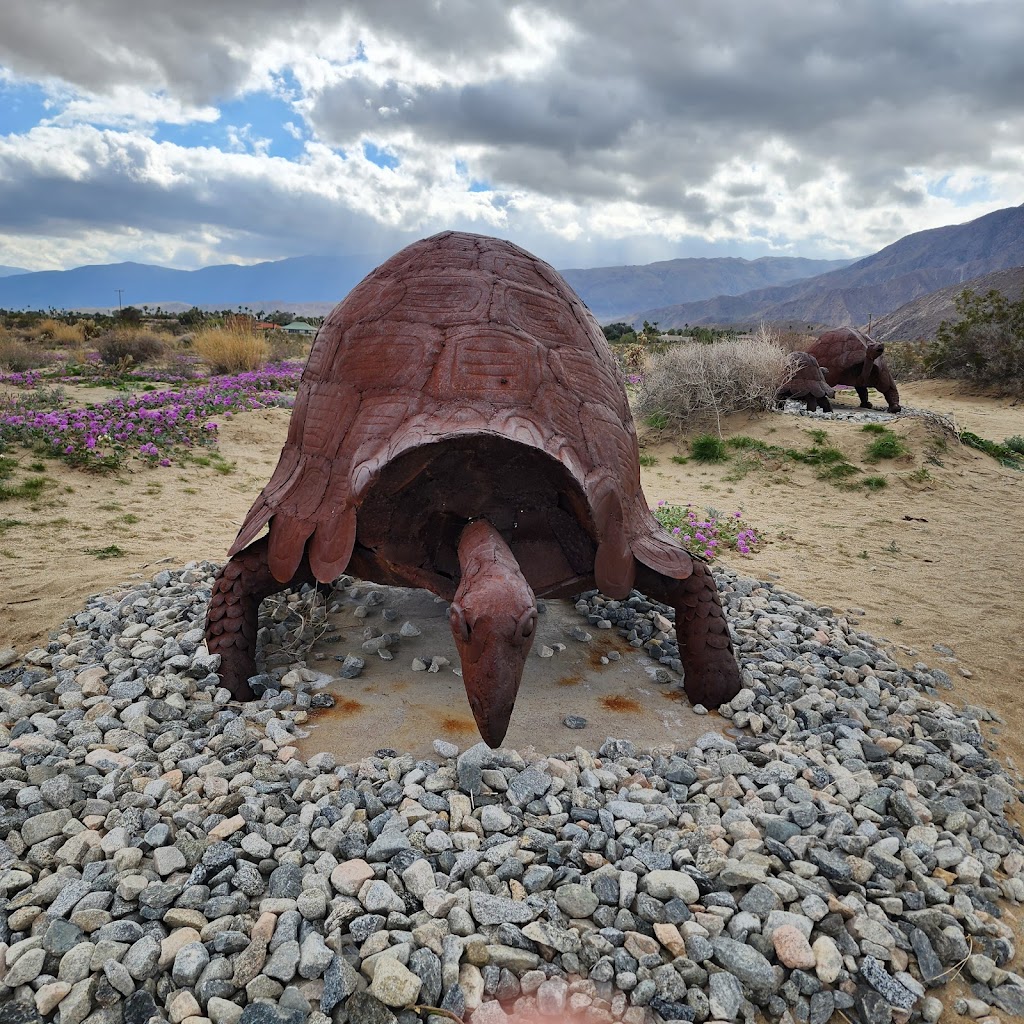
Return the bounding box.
[295,583,720,761]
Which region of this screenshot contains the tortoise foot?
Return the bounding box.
[888,404,902,414]
[205,536,317,702]
[634,559,741,711]
[682,641,741,709]
[214,648,258,701]
[859,401,874,409]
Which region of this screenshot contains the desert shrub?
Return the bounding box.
[602,322,633,342]
[27,318,64,341]
[1004,435,1024,455]
[621,343,647,373]
[637,336,794,429]
[191,322,269,373]
[931,288,1024,388]
[97,328,165,366]
[47,322,86,346]
[0,334,50,372]
[884,339,933,380]
[267,328,310,362]
[773,329,815,353]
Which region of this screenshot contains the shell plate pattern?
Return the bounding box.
[231,230,691,592]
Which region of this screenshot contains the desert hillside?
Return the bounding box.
[872,266,1024,341]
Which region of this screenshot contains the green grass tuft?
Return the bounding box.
[84,544,126,559]
[960,431,1024,469]
[639,453,658,467]
[690,433,730,463]
[865,431,907,461]
[0,475,49,502]
[862,475,888,490]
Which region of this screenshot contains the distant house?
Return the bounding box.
[280,321,316,336]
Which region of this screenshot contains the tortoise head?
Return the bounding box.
[450,520,538,747]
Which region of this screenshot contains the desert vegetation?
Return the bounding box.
[635,322,795,430]
[191,319,270,373]
[883,286,1024,392]
[1,307,309,473]
[0,306,320,378]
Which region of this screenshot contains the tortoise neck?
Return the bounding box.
[457,519,520,578]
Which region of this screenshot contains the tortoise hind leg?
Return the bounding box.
[634,560,741,709]
[205,535,317,700]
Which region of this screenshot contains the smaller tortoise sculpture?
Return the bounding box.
[776,351,836,412]
[205,231,741,746]
[806,327,901,413]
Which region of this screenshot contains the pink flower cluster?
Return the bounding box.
[651,501,761,561]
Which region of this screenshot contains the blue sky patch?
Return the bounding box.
[0,79,52,136]
[455,161,491,193]
[927,174,993,207]
[363,141,399,169]
[153,91,306,158]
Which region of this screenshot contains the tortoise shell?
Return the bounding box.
[230,231,692,599]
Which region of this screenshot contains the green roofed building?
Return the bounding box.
[280,321,316,335]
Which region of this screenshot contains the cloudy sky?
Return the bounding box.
[0,0,1021,273]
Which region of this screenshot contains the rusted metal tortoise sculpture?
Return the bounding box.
[807,327,901,413]
[205,231,741,746]
[776,351,836,412]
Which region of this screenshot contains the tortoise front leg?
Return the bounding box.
[634,560,741,709]
[855,385,874,409]
[205,536,316,700]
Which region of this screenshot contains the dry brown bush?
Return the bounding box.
[268,329,311,362]
[97,328,166,366]
[191,322,269,373]
[48,322,87,346]
[636,335,795,431]
[26,318,86,346]
[774,328,816,353]
[27,318,63,341]
[0,333,51,371]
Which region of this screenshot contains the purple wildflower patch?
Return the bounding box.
[0,362,303,470]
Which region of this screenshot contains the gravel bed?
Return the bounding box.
[0,561,1023,1024]
[776,397,952,428]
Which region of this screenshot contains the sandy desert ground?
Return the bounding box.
[1,379,1022,769]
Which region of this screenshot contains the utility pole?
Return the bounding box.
[116,289,124,311]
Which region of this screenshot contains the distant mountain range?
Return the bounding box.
[1,203,1023,331]
[629,203,1024,329]
[0,253,382,313]
[871,266,1024,342]
[0,247,853,319]
[559,256,853,321]
[0,265,28,278]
